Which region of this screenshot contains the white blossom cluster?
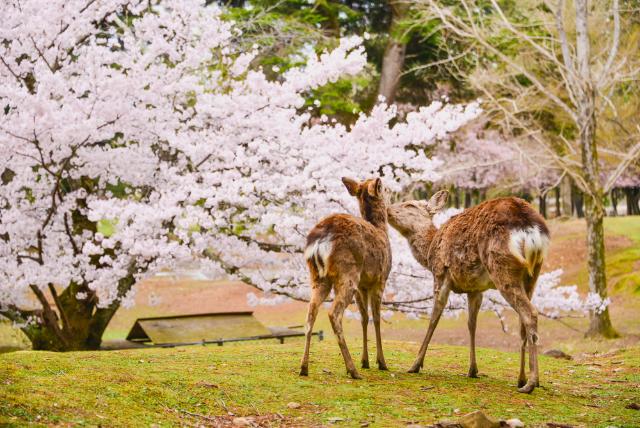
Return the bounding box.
[0,0,599,323]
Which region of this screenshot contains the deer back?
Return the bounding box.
[430,197,549,290]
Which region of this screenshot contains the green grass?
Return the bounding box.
[1,340,639,427]
[604,217,640,295]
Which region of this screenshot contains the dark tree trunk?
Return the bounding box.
[377,1,409,104]
[3,269,136,351]
[454,187,461,209]
[539,193,547,218]
[464,189,472,208]
[561,175,572,216]
[572,184,585,218]
[626,187,640,215]
[555,187,561,217]
[611,188,618,216]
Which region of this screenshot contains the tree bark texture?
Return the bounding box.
[2,271,136,351]
[377,1,409,104]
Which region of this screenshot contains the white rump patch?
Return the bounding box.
[304,234,333,277]
[508,226,549,275]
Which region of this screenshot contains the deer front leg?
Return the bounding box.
[329,280,360,379]
[370,289,388,370]
[467,291,483,378]
[408,279,451,373]
[300,282,331,376]
[355,288,370,369]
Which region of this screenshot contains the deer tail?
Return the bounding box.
[508,226,549,276]
[304,234,333,278]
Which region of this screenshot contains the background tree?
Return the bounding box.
[218,1,471,114]
[419,0,640,337]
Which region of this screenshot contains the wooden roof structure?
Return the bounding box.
[126,311,322,347]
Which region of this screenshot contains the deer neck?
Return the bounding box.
[407,224,437,269]
[361,201,388,232]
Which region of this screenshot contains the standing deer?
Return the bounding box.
[387,191,549,393]
[300,177,392,379]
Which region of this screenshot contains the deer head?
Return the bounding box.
[387,190,449,237]
[342,177,390,227]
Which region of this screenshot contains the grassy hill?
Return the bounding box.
[1,340,639,427]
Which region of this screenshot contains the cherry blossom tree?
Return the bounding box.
[0,0,479,350]
[433,123,520,206]
[0,0,600,351]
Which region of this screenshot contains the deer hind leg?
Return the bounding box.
[355,288,370,369]
[408,278,451,373]
[518,320,527,388]
[370,289,388,370]
[329,275,360,379]
[526,262,542,388]
[299,280,331,376]
[467,291,483,378]
[496,282,539,393]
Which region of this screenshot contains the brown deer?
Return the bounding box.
[387,191,549,393]
[300,177,392,379]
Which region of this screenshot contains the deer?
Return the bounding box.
[299,177,392,380]
[386,191,549,393]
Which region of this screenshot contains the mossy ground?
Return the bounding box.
[1,340,639,427]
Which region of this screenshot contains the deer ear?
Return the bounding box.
[342,177,360,196]
[425,190,449,214]
[372,178,383,197]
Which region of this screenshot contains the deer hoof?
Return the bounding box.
[407,364,422,374]
[299,366,308,376]
[361,360,370,369]
[517,378,527,388]
[377,360,389,371]
[349,370,363,380]
[468,368,478,378]
[517,381,536,394]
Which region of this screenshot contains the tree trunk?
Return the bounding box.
[539,193,547,218]
[561,175,572,216]
[584,194,619,338]
[7,270,136,351]
[555,187,561,217]
[464,189,472,208]
[574,0,617,337]
[626,187,640,215]
[377,1,409,104]
[454,187,461,209]
[572,184,584,217]
[610,188,618,216]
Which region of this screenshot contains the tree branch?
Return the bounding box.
[603,140,640,192]
[429,0,579,123]
[29,284,69,346]
[597,0,620,89]
[47,283,70,332]
[553,0,579,106]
